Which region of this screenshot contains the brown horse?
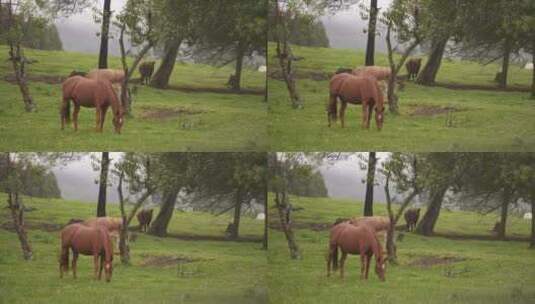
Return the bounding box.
[327,222,386,281]
[327,73,385,130]
[404,208,421,231]
[139,61,155,85]
[61,76,124,133]
[405,58,422,80]
[87,69,125,84]
[136,209,153,232]
[59,223,113,282]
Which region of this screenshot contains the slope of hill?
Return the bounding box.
[0,193,267,304]
[268,194,535,304]
[0,46,267,151]
[268,43,535,151]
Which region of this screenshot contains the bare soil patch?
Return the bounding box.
[4,74,65,85]
[140,254,206,267]
[408,255,466,267]
[409,105,461,117]
[138,107,206,120]
[166,232,263,243]
[0,221,62,232]
[167,85,265,96]
[433,82,531,93]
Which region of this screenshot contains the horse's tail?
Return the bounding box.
[327,94,338,122]
[332,245,339,271]
[64,99,71,123]
[59,245,69,271]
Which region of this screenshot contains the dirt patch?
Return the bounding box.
[167,85,265,96]
[432,82,531,93]
[409,105,461,117]
[0,221,62,232]
[4,74,65,85]
[408,255,466,267]
[140,254,205,267]
[166,233,263,243]
[269,221,332,231]
[138,107,206,120]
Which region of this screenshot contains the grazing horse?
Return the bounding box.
[87,69,125,84]
[405,58,421,80]
[59,223,113,282]
[136,209,153,232]
[61,76,124,133]
[327,223,386,281]
[138,61,155,85]
[404,208,421,232]
[327,73,385,130]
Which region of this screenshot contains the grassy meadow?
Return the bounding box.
[267,195,535,304]
[0,193,267,304]
[268,43,535,151]
[0,46,267,151]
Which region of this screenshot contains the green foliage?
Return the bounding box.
[287,169,328,197]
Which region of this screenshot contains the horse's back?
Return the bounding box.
[350,216,390,232]
[71,225,110,255]
[87,69,124,84]
[335,223,375,254]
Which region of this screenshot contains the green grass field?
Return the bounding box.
[268,44,535,151]
[267,195,535,304]
[0,46,267,151]
[0,193,267,304]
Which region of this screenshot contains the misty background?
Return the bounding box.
[54,0,396,56]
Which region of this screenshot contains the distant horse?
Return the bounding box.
[327,73,385,130]
[404,208,421,231]
[405,58,421,80]
[136,209,153,232]
[327,222,386,281]
[138,61,155,85]
[59,223,113,282]
[87,69,125,84]
[61,76,124,133]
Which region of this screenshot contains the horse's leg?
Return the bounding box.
[95,107,102,132]
[340,102,347,128]
[60,98,68,130]
[100,106,108,132]
[98,254,104,280]
[72,251,78,279]
[362,102,369,129]
[365,252,372,280]
[367,104,373,129]
[93,254,100,280]
[73,105,81,132]
[339,252,347,279]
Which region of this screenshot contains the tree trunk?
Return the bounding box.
[8,192,33,260]
[497,188,511,240]
[232,43,245,91]
[531,47,535,99]
[364,0,378,66]
[150,38,181,89]
[275,4,302,109]
[530,201,535,248]
[415,186,448,236]
[275,191,301,259]
[98,0,111,69]
[149,188,179,237]
[9,44,35,112]
[499,37,511,89]
[416,38,448,85]
[263,190,268,250]
[363,152,376,216]
[230,189,242,240]
[97,152,110,217]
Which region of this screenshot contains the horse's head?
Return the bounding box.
[375,255,387,282]
[375,106,385,130]
[113,107,124,134]
[104,260,113,282]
